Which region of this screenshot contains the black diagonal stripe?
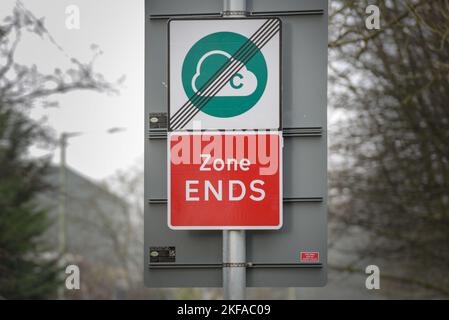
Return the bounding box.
[170,19,275,124]
[173,23,280,130]
[170,19,278,128]
[172,23,280,130]
[170,19,276,126]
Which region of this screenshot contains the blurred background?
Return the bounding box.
[0,0,448,299]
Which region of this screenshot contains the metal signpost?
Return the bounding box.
[145,0,328,299]
[168,5,281,298]
[222,3,250,300]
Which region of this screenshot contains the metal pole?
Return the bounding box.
[57,131,82,260]
[58,133,67,299]
[223,0,247,16]
[223,230,246,299]
[59,134,67,255]
[222,0,247,301]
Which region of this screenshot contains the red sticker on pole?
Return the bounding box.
[300,252,320,263]
[168,131,282,230]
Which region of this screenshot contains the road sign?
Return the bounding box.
[168,131,282,229]
[145,0,328,289]
[168,18,281,131]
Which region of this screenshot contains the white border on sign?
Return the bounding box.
[167,131,283,230]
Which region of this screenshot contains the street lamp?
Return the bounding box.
[58,132,83,257]
[57,131,82,300]
[58,128,126,255]
[57,128,125,299]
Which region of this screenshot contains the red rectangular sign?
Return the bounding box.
[300,252,320,263]
[168,131,282,230]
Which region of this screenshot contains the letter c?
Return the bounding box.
[230,73,243,89]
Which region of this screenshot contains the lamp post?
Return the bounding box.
[57,127,126,299]
[58,132,83,257]
[57,131,82,300]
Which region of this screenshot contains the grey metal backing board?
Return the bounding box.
[145,0,328,288]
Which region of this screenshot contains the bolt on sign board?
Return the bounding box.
[168,18,281,131]
[168,131,282,230]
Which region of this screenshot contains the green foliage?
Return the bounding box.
[0,104,61,299]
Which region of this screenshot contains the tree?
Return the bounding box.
[101,161,209,299]
[329,1,449,297]
[0,2,114,299]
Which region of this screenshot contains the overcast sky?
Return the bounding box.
[1,0,144,181]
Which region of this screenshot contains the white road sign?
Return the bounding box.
[168,18,281,131]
